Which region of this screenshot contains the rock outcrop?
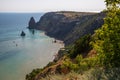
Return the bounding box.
[28,17,36,29]
[20,31,26,36]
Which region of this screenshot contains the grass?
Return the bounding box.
[41,68,120,80]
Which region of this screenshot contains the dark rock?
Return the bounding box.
[28,17,36,29]
[35,11,106,45]
[53,39,57,43]
[21,31,26,36]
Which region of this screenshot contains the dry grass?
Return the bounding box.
[41,68,120,80]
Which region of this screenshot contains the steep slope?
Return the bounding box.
[34,11,105,45]
[64,12,105,45]
[26,11,106,80]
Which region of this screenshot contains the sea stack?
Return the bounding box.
[21,31,26,36]
[28,17,36,29]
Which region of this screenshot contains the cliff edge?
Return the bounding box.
[29,11,105,45]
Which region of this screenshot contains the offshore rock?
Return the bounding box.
[28,17,36,29]
[20,31,26,36]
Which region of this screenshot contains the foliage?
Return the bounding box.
[75,55,83,63]
[41,68,120,80]
[61,58,79,71]
[61,54,100,73]
[105,0,120,6]
[26,68,43,80]
[91,0,120,67]
[70,34,92,58]
[26,61,57,80]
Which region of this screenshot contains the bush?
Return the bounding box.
[75,55,83,63]
[26,68,43,80]
[70,34,92,58]
[61,58,79,72]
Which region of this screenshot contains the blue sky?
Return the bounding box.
[0,0,106,12]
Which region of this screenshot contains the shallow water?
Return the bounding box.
[0,13,63,80]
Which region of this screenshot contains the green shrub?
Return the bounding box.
[75,55,83,63]
[91,0,120,67]
[70,34,92,58]
[26,68,43,80]
[61,58,79,71]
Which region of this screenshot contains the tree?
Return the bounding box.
[92,0,120,67]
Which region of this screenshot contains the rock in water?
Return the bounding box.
[21,31,26,36]
[28,17,36,29]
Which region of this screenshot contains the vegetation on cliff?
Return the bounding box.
[26,0,120,80]
[91,0,120,67]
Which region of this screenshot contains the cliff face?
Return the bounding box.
[30,11,105,45]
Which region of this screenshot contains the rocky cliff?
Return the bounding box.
[29,11,105,45]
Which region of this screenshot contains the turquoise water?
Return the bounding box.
[0,13,63,80]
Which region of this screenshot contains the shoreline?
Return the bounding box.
[25,29,65,79]
[43,30,65,61]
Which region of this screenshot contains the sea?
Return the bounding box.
[0,13,63,80]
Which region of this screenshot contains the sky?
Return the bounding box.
[0,0,106,12]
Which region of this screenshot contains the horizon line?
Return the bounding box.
[0,10,104,13]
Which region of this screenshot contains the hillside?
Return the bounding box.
[26,0,120,79]
[28,11,105,45]
[26,11,107,80]
[26,9,120,79]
